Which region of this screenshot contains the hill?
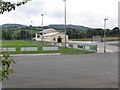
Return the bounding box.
[2,24,25,28]
[2,24,93,31]
[48,24,93,31]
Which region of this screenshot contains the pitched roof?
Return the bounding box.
[43,32,59,36]
[39,28,57,33]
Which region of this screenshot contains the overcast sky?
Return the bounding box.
[0,0,119,29]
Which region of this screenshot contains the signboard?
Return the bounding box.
[69,44,73,47]
[66,44,69,47]
[43,47,58,51]
[21,47,38,51]
[8,48,16,52]
[62,44,65,47]
[85,46,90,50]
[73,44,78,48]
[57,43,62,46]
[0,48,16,52]
[0,48,7,52]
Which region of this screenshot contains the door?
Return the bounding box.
[57,36,62,43]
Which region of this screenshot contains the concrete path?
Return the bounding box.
[106,45,119,53]
[0,53,61,57]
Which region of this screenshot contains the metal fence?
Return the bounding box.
[40,41,98,52]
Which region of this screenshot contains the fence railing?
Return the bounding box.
[40,41,98,52]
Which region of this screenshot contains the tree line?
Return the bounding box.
[2,27,120,40]
[66,27,120,39]
[2,29,34,40]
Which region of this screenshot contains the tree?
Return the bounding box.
[15,30,32,40]
[0,0,31,81]
[113,27,119,31]
[111,27,120,37]
[0,0,31,14]
[2,30,13,40]
[0,52,16,81]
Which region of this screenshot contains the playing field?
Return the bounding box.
[0,40,94,54]
[1,40,49,46]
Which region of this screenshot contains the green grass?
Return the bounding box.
[78,45,84,49]
[0,40,94,54]
[90,46,97,50]
[2,40,40,46]
[60,47,94,54]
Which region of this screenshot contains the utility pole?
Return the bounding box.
[63,0,67,48]
[104,18,108,53]
[41,14,44,43]
[31,20,32,40]
[25,25,27,40]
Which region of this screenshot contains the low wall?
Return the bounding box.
[0,47,59,52]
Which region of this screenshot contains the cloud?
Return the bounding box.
[0,0,119,29]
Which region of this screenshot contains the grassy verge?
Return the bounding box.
[60,47,94,54]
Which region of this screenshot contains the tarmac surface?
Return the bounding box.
[3,53,118,88]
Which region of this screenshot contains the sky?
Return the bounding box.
[0,0,119,29]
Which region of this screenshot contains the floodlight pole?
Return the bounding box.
[63,0,67,48]
[31,21,32,40]
[104,18,108,53]
[25,25,27,40]
[41,14,44,43]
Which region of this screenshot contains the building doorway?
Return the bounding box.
[57,36,62,43]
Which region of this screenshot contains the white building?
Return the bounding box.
[35,28,68,43]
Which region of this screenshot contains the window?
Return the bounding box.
[58,36,61,38]
[37,36,40,38]
[53,38,56,41]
